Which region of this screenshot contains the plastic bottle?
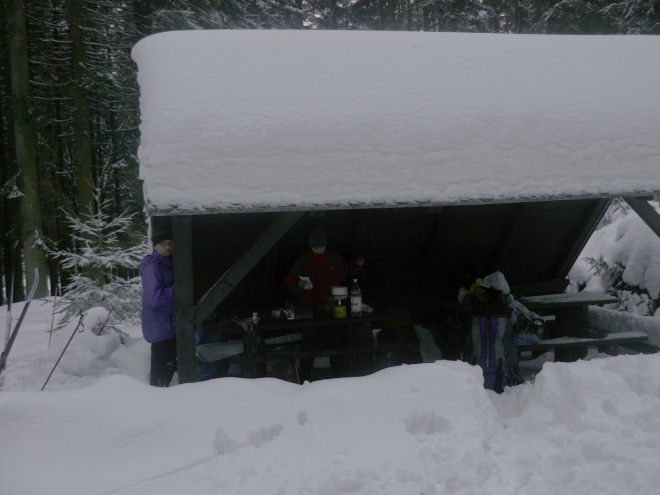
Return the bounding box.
[350,279,362,317]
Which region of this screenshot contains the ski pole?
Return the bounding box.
[48,287,58,348]
[4,241,18,348]
[0,268,40,375]
[41,311,87,391]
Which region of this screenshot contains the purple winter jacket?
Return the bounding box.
[139,251,176,343]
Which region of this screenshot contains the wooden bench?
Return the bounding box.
[517,331,650,362]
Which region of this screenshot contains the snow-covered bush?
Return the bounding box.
[570,200,660,317]
[48,188,148,333]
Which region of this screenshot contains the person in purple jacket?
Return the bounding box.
[140,228,176,386]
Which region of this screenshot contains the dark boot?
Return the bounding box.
[298,357,314,383]
[150,338,177,386]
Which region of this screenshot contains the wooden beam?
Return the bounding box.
[195,211,304,327]
[173,215,197,384]
[624,196,660,240]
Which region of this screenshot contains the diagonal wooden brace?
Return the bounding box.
[624,196,660,240]
[195,211,304,327]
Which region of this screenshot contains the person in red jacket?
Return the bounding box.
[286,229,364,382]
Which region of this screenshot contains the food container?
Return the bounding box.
[331,286,348,299]
[331,286,348,319]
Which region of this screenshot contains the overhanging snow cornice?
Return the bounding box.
[146,191,660,217]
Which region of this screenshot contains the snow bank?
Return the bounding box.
[488,354,660,495]
[590,306,660,347]
[3,356,660,495]
[0,299,149,392]
[0,362,499,495]
[132,31,660,214]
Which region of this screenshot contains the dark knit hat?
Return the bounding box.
[308,229,328,248]
[151,228,173,245]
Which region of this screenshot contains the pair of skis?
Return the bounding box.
[0,240,39,382]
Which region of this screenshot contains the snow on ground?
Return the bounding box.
[2,298,660,495]
[0,298,149,392]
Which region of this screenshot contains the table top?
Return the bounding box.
[518,291,618,308]
[255,311,393,332]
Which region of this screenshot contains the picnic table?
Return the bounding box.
[519,291,617,338]
[204,311,400,380]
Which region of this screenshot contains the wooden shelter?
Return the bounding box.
[132,31,660,382]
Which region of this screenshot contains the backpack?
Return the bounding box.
[465,285,521,393]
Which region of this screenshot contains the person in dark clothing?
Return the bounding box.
[139,228,176,386]
[285,229,364,382]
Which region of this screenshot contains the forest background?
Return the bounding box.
[1,0,659,304]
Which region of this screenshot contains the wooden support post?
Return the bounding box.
[241,328,265,378]
[173,215,197,384]
[624,197,660,240]
[195,211,304,327]
[555,347,588,362]
[347,320,374,376]
[597,344,619,356]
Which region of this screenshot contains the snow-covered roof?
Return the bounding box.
[132,31,660,215]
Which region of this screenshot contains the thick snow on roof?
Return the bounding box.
[133,31,660,215]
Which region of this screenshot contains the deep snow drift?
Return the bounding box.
[1,297,660,495]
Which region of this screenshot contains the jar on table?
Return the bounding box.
[333,298,347,319]
[331,286,348,319]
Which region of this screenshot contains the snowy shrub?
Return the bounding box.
[570,200,660,317]
[583,257,657,316]
[594,198,630,229]
[48,188,148,333]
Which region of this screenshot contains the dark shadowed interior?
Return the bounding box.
[153,197,609,321]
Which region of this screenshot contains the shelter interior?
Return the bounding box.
[153,197,608,322]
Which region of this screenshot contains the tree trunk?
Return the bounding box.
[6,0,48,299]
[0,32,6,306]
[69,0,95,215]
[1,13,16,303]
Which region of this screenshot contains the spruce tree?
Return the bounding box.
[48,184,147,332]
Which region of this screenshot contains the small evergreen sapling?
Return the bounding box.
[48,188,148,334]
